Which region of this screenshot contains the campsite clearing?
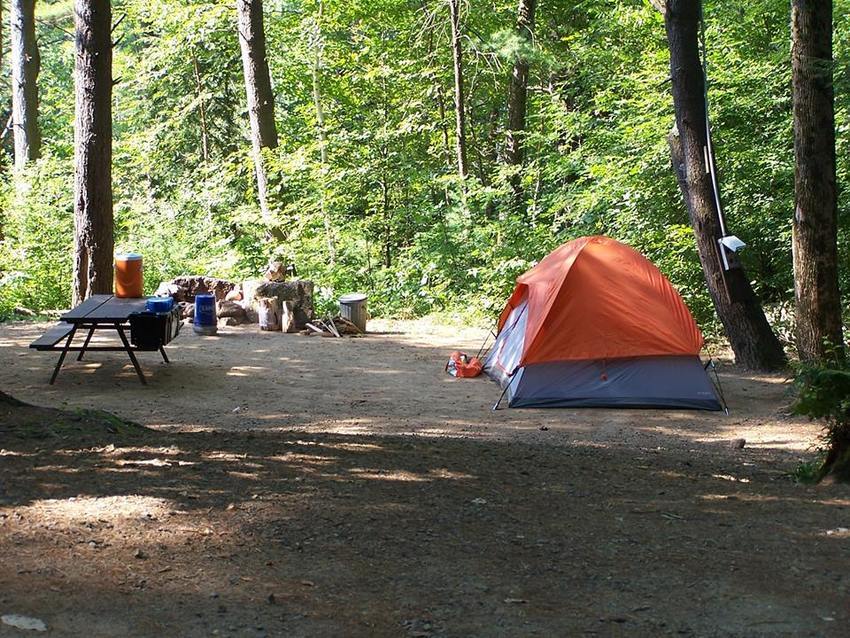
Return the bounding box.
[0,318,847,637]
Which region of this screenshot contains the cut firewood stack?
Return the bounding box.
[301,316,362,337]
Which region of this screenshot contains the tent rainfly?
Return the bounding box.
[484,236,722,410]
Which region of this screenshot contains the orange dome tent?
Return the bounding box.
[484,236,721,410]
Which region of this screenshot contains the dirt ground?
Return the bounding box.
[0,318,848,637]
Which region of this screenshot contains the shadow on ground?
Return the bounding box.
[1,420,849,637]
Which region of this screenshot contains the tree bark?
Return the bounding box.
[665,0,786,370]
[448,0,468,180]
[791,0,843,362]
[11,0,41,167]
[236,0,278,225]
[73,0,114,306]
[505,0,536,204]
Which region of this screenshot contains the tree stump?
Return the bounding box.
[258,297,281,331]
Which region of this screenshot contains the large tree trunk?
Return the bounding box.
[236,0,278,225]
[665,0,786,370]
[505,0,536,204]
[73,0,114,306]
[791,0,843,363]
[10,0,41,167]
[448,0,468,180]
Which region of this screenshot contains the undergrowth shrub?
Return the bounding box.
[793,361,850,483]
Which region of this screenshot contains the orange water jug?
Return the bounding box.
[114,253,144,298]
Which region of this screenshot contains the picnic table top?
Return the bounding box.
[61,294,148,323]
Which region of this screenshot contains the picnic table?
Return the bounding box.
[29,294,174,385]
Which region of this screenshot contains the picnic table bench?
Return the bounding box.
[29,294,179,385]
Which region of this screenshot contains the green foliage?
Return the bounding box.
[791,456,825,485]
[794,365,850,427]
[1,0,849,334]
[793,362,850,481]
[0,156,75,316]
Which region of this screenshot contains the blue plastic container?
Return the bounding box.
[146,297,173,313]
[193,294,217,335]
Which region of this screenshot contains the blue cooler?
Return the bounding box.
[193,294,217,335]
[146,297,173,313]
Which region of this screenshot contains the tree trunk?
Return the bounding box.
[11,0,41,167]
[436,84,452,160]
[310,0,336,265]
[819,430,850,483]
[236,0,278,224]
[448,0,468,180]
[73,0,114,306]
[791,0,843,363]
[505,0,536,204]
[664,0,786,370]
[423,14,452,163]
[191,50,210,164]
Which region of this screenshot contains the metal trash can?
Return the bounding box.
[339,293,368,333]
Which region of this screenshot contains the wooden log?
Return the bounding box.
[258,296,281,331]
[326,317,341,338]
[333,316,362,335]
[305,322,326,335]
[281,300,295,333]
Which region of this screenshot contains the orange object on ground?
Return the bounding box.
[497,235,704,366]
[114,253,144,298]
[446,351,483,378]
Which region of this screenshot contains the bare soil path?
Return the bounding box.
[0,319,848,637]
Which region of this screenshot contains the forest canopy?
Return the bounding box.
[1,0,849,333]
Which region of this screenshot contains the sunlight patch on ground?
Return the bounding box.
[266,453,339,466]
[347,468,430,482]
[203,451,248,461]
[227,470,260,480]
[698,494,850,508]
[56,446,189,458]
[114,458,197,468]
[255,413,301,422]
[13,495,175,522]
[712,474,751,483]
[317,442,384,452]
[0,449,36,457]
[822,527,850,538]
[227,365,268,377]
[428,468,475,480]
[30,465,84,474]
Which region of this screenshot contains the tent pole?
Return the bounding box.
[707,359,729,415]
[492,382,510,411]
[492,370,518,411]
[475,327,496,361]
[480,302,528,362]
